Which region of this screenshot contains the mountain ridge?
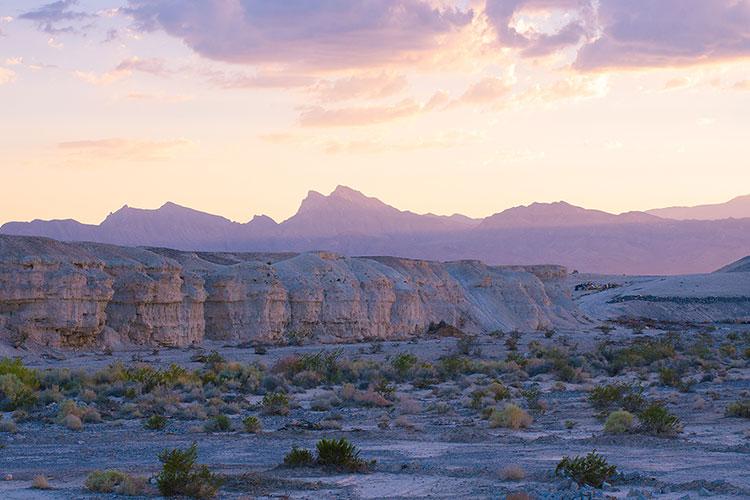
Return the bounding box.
[2,187,750,275]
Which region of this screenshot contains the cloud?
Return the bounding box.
[58,138,191,162]
[124,0,473,70]
[574,0,750,70]
[734,80,750,91]
[205,70,315,89]
[0,67,16,85]
[73,57,170,86]
[484,0,596,56]
[314,72,408,102]
[455,76,513,105]
[125,92,194,103]
[19,0,93,34]
[299,99,423,127]
[518,74,609,102]
[485,1,750,70]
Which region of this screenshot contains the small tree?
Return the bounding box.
[156,443,221,498]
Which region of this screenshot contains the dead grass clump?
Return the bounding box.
[85,470,148,496]
[64,414,83,431]
[398,396,422,415]
[31,475,51,489]
[500,464,526,481]
[489,404,533,430]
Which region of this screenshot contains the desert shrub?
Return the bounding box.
[488,381,511,401]
[144,414,168,430]
[31,475,51,490]
[156,443,221,498]
[659,367,694,392]
[392,353,418,378]
[64,414,83,431]
[605,338,676,374]
[204,414,231,432]
[588,383,645,414]
[0,358,40,388]
[85,470,147,496]
[725,400,750,418]
[0,417,17,433]
[0,374,37,411]
[501,464,526,481]
[316,438,371,471]
[521,387,542,410]
[604,410,634,434]
[261,392,290,415]
[242,415,262,433]
[275,349,344,384]
[490,404,533,430]
[438,355,475,377]
[638,402,682,436]
[284,447,315,467]
[456,335,479,356]
[555,451,616,488]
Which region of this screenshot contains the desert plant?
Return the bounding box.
[604,410,633,434]
[392,353,418,378]
[242,415,262,433]
[156,443,220,498]
[144,414,167,430]
[726,399,750,418]
[316,438,371,471]
[489,404,533,430]
[284,447,315,467]
[85,470,147,496]
[0,373,37,411]
[204,414,231,432]
[31,475,51,490]
[261,392,290,416]
[638,402,682,436]
[555,451,616,488]
[500,464,526,481]
[64,414,83,431]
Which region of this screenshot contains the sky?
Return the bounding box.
[1,0,749,225]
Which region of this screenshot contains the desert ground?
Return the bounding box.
[0,313,749,499]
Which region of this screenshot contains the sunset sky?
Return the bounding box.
[1,0,749,225]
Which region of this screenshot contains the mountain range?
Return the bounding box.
[2,186,749,275]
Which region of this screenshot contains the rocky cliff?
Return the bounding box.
[0,235,583,348]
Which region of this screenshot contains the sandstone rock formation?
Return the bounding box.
[0,235,583,349]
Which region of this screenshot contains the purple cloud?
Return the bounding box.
[485,0,750,69]
[124,0,473,69]
[484,0,595,57]
[574,0,750,70]
[19,0,92,34]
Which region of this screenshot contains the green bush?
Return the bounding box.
[261,392,290,416]
[242,415,262,433]
[555,451,616,488]
[588,383,645,414]
[283,447,315,467]
[604,410,633,434]
[638,402,682,436]
[85,470,147,496]
[144,415,167,430]
[204,414,231,432]
[316,438,371,471]
[392,353,418,378]
[0,374,37,411]
[726,400,750,418]
[0,358,40,388]
[156,443,220,498]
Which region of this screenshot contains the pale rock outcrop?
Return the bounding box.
[0,237,112,347]
[0,235,585,348]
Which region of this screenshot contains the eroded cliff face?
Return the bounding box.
[0,235,583,348]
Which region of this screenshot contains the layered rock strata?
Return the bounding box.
[0,235,583,348]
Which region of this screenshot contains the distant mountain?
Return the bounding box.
[646,194,750,220]
[3,187,750,275]
[480,201,659,229]
[279,185,478,237]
